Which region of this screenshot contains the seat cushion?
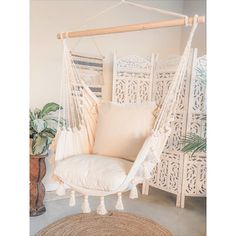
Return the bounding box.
[93,101,156,161]
[54,154,133,192]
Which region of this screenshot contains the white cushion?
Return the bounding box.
[54,154,133,192]
[93,101,156,161]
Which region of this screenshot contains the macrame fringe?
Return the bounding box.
[81,195,91,213]
[129,185,138,199]
[69,190,76,207]
[56,183,66,196]
[115,192,124,210]
[97,196,107,215]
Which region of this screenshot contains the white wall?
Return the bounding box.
[30,0,185,108]
[30,0,205,190]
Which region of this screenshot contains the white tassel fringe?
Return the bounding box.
[97,196,107,215]
[129,185,138,199]
[115,192,124,210]
[69,190,76,207]
[81,195,91,213]
[56,183,66,196]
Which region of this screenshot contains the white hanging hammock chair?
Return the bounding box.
[51,0,202,215]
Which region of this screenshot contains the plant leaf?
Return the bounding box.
[29,110,35,121]
[30,128,36,139]
[43,115,66,128]
[32,135,48,155]
[40,103,62,118]
[31,119,47,133]
[41,128,56,138]
[44,119,58,131]
[33,108,41,119]
[180,133,206,155]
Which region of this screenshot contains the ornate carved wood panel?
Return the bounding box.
[112,50,206,208]
[150,152,183,195]
[151,52,206,207]
[183,55,207,202]
[112,53,155,103]
[149,54,191,202]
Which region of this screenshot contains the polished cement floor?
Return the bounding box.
[30,187,206,236]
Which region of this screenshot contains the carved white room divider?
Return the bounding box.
[181,54,206,207]
[112,53,156,103]
[112,50,206,208]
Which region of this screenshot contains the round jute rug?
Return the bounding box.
[36,211,173,236]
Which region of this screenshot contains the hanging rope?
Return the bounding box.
[123,0,188,20]
[152,15,199,135]
[71,1,124,50]
[67,0,188,34]
[70,1,124,32]
[67,0,190,51]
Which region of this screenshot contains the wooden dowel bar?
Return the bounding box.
[57,16,205,39]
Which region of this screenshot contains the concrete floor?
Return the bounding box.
[30,187,206,236]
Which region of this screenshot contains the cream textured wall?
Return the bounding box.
[30,0,206,190]
[30,0,184,108]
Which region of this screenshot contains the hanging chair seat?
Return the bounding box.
[52,12,200,213]
[54,154,133,192]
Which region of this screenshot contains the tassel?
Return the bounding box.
[69,190,76,207]
[129,185,138,199]
[56,183,66,196]
[97,196,107,215]
[115,192,124,210]
[81,195,91,213]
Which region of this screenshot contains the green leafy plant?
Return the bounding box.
[30,102,63,155]
[181,133,206,156]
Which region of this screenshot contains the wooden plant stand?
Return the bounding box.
[30,155,46,217]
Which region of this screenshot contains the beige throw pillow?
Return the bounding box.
[92,101,156,162]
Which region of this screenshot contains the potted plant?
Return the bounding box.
[29,102,62,217]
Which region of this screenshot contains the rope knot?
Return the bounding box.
[193,14,199,25]
[184,16,189,26]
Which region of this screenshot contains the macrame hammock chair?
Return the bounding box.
[51,0,204,215]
